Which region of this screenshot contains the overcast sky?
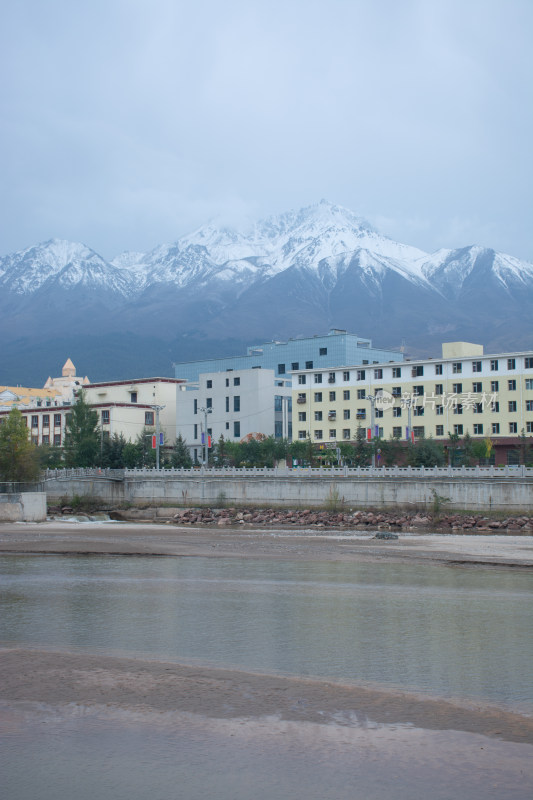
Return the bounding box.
[1,0,532,261]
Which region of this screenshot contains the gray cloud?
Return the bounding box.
[1,0,532,260]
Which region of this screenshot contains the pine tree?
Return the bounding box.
[0,408,41,482]
[170,434,192,468]
[63,390,100,467]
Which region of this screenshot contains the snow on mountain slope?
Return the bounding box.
[420,246,533,297]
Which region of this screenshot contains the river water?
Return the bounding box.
[1,553,532,799]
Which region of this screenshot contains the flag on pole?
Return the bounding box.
[152,435,156,449]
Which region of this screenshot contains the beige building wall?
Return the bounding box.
[291,343,533,448]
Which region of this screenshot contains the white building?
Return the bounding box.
[176,368,292,462]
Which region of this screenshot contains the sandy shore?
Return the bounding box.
[0,520,532,566]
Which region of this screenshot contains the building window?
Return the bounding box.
[194,424,198,439]
[507,358,516,370]
[206,380,212,388]
[234,396,240,412]
[53,434,61,446]
[374,369,383,379]
[452,362,462,374]
[225,422,229,430]
[343,371,350,381]
[319,347,327,356]
[473,403,483,414]
[42,435,50,444]
[392,427,402,438]
[452,383,462,394]
[508,401,517,412]
[526,400,533,412]
[413,426,425,438]
[305,361,313,370]
[508,379,516,391]
[102,410,110,424]
[292,362,299,371]
[375,409,384,418]
[298,374,306,385]
[393,407,402,417]
[296,412,306,423]
[233,421,240,437]
[357,389,366,399]
[413,386,424,396]
[356,409,366,420]
[327,372,336,385]
[411,365,423,377]
[392,367,402,378]
[298,430,307,439]
[343,428,350,440]
[343,409,350,420]
[314,430,323,440]
[509,422,518,434]
[194,399,198,414]
[526,379,533,390]
[329,391,336,401]
[434,384,443,395]
[356,370,365,381]
[453,404,463,415]
[435,364,443,375]
[491,401,500,412]
[233,377,240,386]
[491,380,499,392]
[206,397,212,409]
[527,421,533,433]
[472,361,482,373]
[297,393,307,404]
[225,396,229,412]
[492,423,500,434]
[525,357,533,369]
[314,411,323,421]
[31,415,38,428]
[413,406,424,416]
[314,392,322,402]
[343,390,350,400]
[472,382,482,393]
[145,411,154,426]
[473,424,484,435]
[453,424,463,435]
[314,373,323,384]
[436,425,444,436]
[42,415,50,427]
[277,364,285,375]
[130,392,137,403]
[436,405,443,415]
[225,378,229,387]
[329,429,336,439]
[391,387,401,397]
[54,414,61,427]
[490,359,498,371]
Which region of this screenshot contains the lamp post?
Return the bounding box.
[199,406,212,466]
[404,398,412,443]
[367,394,376,468]
[150,405,165,470]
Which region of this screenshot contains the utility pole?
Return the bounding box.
[367,394,376,468]
[150,405,165,470]
[199,406,212,466]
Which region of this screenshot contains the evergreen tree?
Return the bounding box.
[101,433,128,468]
[63,390,100,467]
[0,408,41,482]
[352,426,371,466]
[36,443,63,469]
[170,434,192,468]
[407,436,446,467]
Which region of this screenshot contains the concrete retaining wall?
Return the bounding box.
[0,493,47,522]
[43,474,533,512]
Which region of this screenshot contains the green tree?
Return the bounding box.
[170,434,192,468]
[101,433,128,468]
[379,435,404,467]
[407,436,446,467]
[352,426,371,466]
[0,408,41,482]
[36,443,63,469]
[63,390,100,467]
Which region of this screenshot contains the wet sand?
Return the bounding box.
[1,520,532,567]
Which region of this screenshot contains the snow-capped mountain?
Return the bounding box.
[0,201,531,383]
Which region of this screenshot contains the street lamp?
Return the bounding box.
[150,405,166,470]
[199,406,212,466]
[367,394,376,467]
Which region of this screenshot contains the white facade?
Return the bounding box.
[175,368,292,461]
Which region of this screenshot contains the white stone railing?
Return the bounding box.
[44,465,533,479]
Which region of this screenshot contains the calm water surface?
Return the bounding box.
[1,554,532,708]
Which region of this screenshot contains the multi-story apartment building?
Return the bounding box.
[291,342,533,464]
[174,329,403,382]
[176,368,292,462]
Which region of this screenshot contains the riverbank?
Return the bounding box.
[0,521,532,567]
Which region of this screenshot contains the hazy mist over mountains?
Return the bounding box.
[2,201,532,385]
